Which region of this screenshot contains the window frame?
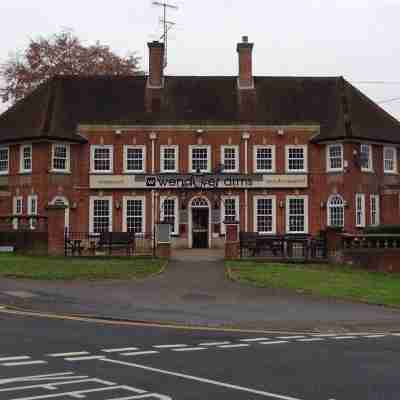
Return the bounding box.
[0,146,9,175]
[160,196,179,235]
[355,193,366,228]
[221,195,240,234]
[20,144,32,173]
[327,194,345,228]
[90,145,114,174]
[27,194,38,230]
[51,143,70,173]
[122,196,146,235]
[360,143,373,172]
[160,145,178,173]
[370,194,380,227]
[326,143,343,172]
[253,195,277,235]
[89,196,113,234]
[286,195,309,234]
[253,145,275,173]
[123,145,146,174]
[383,146,397,174]
[285,145,308,173]
[221,145,239,173]
[189,145,211,173]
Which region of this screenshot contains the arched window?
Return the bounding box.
[327,194,344,227]
[191,197,209,208]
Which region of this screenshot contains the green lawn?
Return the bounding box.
[226,261,400,307]
[0,254,166,280]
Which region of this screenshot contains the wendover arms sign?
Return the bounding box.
[90,174,308,189]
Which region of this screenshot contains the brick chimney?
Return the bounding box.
[237,36,254,89]
[148,41,165,88]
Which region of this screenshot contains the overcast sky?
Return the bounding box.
[1,0,400,118]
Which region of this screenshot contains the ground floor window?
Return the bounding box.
[286,196,308,233]
[12,196,23,230]
[27,194,38,229]
[221,196,239,234]
[123,196,145,234]
[327,194,344,228]
[355,193,366,227]
[370,194,380,226]
[90,197,112,233]
[160,196,178,234]
[254,196,276,234]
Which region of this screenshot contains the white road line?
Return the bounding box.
[48,351,90,357]
[311,334,342,337]
[101,347,139,353]
[198,341,231,346]
[153,344,188,349]
[121,351,159,356]
[2,360,47,367]
[172,347,206,352]
[276,336,305,340]
[0,356,30,362]
[297,338,325,342]
[101,358,306,400]
[260,341,289,345]
[364,335,387,339]
[391,333,400,336]
[240,337,269,342]
[218,344,250,349]
[65,356,105,361]
[331,336,358,340]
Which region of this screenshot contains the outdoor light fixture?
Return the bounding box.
[320,201,325,209]
[195,129,204,135]
[241,131,250,140]
[277,129,285,136]
[115,200,121,210]
[71,201,78,210]
[149,131,158,140]
[279,200,285,209]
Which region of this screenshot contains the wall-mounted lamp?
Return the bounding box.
[195,129,205,135]
[241,131,250,140]
[115,200,121,210]
[149,131,158,140]
[320,201,326,209]
[279,200,285,209]
[114,129,122,135]
[343,200,349,208]
[277,129,285,136]
[71,201,78,210]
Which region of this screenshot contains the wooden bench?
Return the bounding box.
[97,232,135,255]
[239,232,285,257]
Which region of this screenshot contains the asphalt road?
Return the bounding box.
[1,311,400,399]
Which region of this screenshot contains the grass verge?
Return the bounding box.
[0,254,166,280]
[226,260,400,307]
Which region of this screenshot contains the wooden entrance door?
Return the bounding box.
[192,208,209,248]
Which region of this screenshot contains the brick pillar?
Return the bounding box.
[46,204,67,256]
[225,223,240,260]
[325,227,344,264]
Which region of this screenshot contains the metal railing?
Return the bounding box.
[342,233,400,250]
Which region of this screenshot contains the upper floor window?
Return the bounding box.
[383,146,397,174]
[20,144,32,173]
[124,145,145,173]
[52,143,70,172]
[254,145,275,173]
[286,196,308,233]
[190,145,211,173]
[286,145,307,173]
[360,144,373,172]
[90,145,113,173]
[160,145,178,173]
[327,144,343,172]
[221,145,239,173]
[327,194,344,228]
[370,194,380,227]
[0,146,9,175]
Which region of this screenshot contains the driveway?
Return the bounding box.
[0,249,399,332]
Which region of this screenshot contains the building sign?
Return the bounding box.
[90,174,308,190]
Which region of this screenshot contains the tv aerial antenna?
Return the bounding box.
[152,1,178,68]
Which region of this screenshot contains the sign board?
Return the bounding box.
[90,174,308,190]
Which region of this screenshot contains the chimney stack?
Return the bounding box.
[236,36,254,89]
[148,41,165,88]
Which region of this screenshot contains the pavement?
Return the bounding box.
[0,249,400,332]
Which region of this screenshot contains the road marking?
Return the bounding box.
[332,336,358,340]
[218,344,250,349]
[101,358,306,400]
[364,335,387,338]
[391,333,400,336]
[311,334,342,337]
[65,356,105,361]
[101,347,139,353]
[260,341,289,345]
[121,351,160,356]
[198,341,231,346]
[276,336,305,339]
[297,338,325,342]
[240,337,269,342]
[48,351,90,357]
[153,344,188,349]
[172,347,206,352]
[2,360,47,367]
[0,356,30,362]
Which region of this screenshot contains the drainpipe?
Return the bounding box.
[242,131,250,232]
[149,131,158,239]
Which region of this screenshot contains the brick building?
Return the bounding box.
[0,36,400,249]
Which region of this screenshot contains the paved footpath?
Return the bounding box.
[0,250,399,332]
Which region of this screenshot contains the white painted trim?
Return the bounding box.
[122,196,146,234]
[90,145,114,174]
[160,195,179,234]
[326,143,343,172]
[285,195,309,234]
[123,145,146,173]
[27,194,38,216]
[244,139,248,174]
[370,194,380,227]
[51,143,71,173]
[383,146,397,174]
[221,145,239,173]
[244,189,248,232]
[89,196,113,233]
[188,195,211,248]
[253,145,276,173]
[355,193,366,227]
[253,195,277,234]
[189,145,211,173]
[0,146,9,175]
[19,144,32,173]
[13,196,23,230]
[360,143,373,172]
[285,145,308,173]
[160,145,179,173]
[220,195,240,234]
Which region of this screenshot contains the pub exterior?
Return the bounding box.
[1,37,400,250]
